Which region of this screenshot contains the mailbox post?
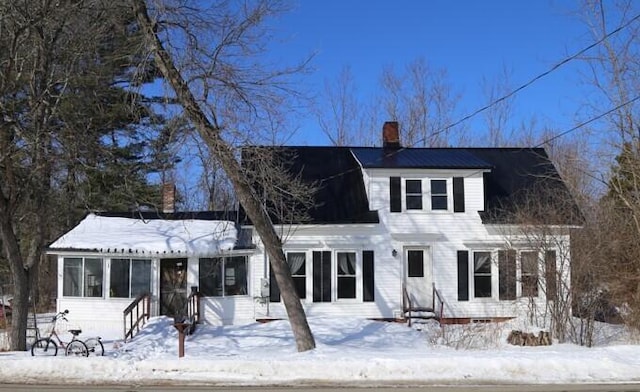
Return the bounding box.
[173,319,190,358]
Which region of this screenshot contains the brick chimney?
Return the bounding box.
[382,121,401,149]
[162,183,176,213]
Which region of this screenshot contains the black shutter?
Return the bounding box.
[363,250,374,302]
[390,177,401,212]
[457,250,469,301]
[313,251,331,302]
[453,177,465,212]
[545,250,557,301]
[269,264,280,302]
[499,250,517,300]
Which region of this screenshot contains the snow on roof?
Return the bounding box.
[48,213,237,256]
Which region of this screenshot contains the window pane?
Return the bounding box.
[110,259,130,298]
[407,250,424,277]
[474,276,492,297]
[131,259,152,297]
[63,258,82,297]
[431,179,446,194]
[406,195,423,210]
[406,180,422,194]
[224,256,247,296]
[474,252,491,273]
[337,277,356,298]
[84,258,103,297]
[431,196,447,210]
[287,253,306,276]
[199,258,222,296]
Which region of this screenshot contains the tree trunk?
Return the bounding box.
[0,194,30,351]
[130,0,315,352]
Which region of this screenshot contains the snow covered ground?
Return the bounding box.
[0,316,639,387]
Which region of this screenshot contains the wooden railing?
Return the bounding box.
[432,284,445,323]
[185,290,201,335]
[402,283,414,326]
[123,292,151,342]
[402,283,445,327]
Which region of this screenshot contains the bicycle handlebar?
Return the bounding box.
[52,309,70,323]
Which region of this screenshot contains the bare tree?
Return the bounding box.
[376,58,463,147]
[569,0,640,332]
[315,66,368,146]
[130,0,316,351]
[493,176,583,343]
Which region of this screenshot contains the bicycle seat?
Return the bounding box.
[68,329,82,336]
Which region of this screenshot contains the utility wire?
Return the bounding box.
[418,12,640,146]
[535,95,640,148]
[318,12,640,184]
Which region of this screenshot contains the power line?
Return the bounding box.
[535,95,640,148]
[418,11,640,146]
[317,11,640,184]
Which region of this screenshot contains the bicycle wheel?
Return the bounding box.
[84,337,104,356]
[31,338,58,356]
[65,340,88,357]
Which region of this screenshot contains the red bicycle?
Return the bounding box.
[30,310,90,357]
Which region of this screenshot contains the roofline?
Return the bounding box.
[45,247,257,258]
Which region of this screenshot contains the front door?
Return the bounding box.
[160,258,188,318]
[404,247,433,309]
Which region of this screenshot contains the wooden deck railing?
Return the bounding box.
[185,290,201,335]
[123,292,151,342]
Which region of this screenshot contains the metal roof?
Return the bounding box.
[351,147,494,169]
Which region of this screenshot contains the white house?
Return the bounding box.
[46,122,580,332]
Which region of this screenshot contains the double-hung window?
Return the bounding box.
[521,251,539,297]
[110,258,151,298]
[199,256,248,297]
[63,257,104,297]
[431,179,448,210]
[288,252,307,299]
[473,252,492,298]
[337,252,357,299]
[405,180,423,210]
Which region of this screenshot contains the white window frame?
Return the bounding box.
[109,258,152,299]
[429,178,449,211]
[62,257,105,298]
[287,251,308,300]
[471,251,493,300]
[334,250,361,302]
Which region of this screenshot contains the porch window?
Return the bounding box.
[199,256,248,297]
[337,252,356,299]
[406,180,423,210]
[63,257,104,298]
[288,252,306,299]
[431,179,448,210]
[110,259,151,298]
[521,251,539,297]
[473,252,491,298]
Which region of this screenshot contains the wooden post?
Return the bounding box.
[173,322,189,358]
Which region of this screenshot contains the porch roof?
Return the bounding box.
[47,213,237,256]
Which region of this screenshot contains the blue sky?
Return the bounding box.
[268,0,594,145]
